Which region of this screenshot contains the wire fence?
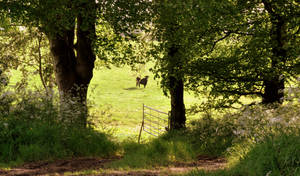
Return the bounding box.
[138,104,169,143]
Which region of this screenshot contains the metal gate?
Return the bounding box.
[138,104,169,143]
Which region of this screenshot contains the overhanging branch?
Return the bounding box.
[220,90,263,96]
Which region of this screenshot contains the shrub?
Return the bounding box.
[0,90,117,165]
[235,133,300,176]
[186,125,300,176]
[187,98,300,176]
[189,113,236,156]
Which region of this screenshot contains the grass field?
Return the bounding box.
[88,64,199,140]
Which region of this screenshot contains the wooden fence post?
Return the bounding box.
[138,104,145,143]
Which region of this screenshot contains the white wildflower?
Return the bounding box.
[3,123,8,128]
[233,129,245,136]
[269,116,281,124]
[266,109,272,114]
[266,171,272,176]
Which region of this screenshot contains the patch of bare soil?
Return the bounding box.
[0,155,226,176]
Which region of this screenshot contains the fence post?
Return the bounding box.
[138,104,145,143]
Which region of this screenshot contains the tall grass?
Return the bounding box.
[235,133,300,176]
[0,90,117,166]
[187,133,300,176]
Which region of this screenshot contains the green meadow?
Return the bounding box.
[88,64,199,140]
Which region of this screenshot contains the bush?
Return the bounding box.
[0,90,117,165]
[187,100,300,176]
[235,133,300,176]
[188,96,300,158]
[186,132,300,176]
[189,113,236,157]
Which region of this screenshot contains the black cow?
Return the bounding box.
[138,76,149,88]
[136,76,141,87]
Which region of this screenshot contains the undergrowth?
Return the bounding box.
[0,90,117,166]
[187,83,300,176]
[187,133,300,176]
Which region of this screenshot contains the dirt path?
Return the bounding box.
[0,156,226,176]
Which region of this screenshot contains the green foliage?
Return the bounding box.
[150,0,238,91]
[0,90,117,165]
[235,134,300,176]
[189,133,300,176]
[94,19,154,70]
[187,95,300,176]
[0,25,54,94]
[189,115,236,157]
[112,96,300,170]
[187,170,236,176]
[186,0,300,108]
[0,66,9,92]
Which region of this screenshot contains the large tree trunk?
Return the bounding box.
[168,46,186,130]
[49,29,77,99]
[263,75,284,104]
[262,0,287,104]
[48,1,96,127]
[169,76,186,130]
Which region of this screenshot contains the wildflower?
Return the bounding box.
[233,129,245,136]
[266,171,272,176]
[269,117,281,123]
[3,122,8,128]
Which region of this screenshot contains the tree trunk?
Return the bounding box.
[48,1,96,127]
[262,0,287,104]
[49,29,77,99]
[168,46,186,130]
[169,75,186,130]
[262,75,284,104]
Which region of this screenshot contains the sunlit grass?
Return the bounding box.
[87,64,199,140]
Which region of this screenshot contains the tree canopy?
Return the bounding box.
[0,0,299,129]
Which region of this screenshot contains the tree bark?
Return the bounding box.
[47,1,96,127]
[49,29,77,98]
[169,75,186,130]
[168,46,186,130]
[263,75,284,104]
[262,1,287,104]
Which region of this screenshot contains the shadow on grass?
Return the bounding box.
[123,87,139,91]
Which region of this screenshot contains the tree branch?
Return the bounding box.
[220,90,263,96]
[203,31,232,56]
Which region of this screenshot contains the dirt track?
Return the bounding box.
[0,156,226,176]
